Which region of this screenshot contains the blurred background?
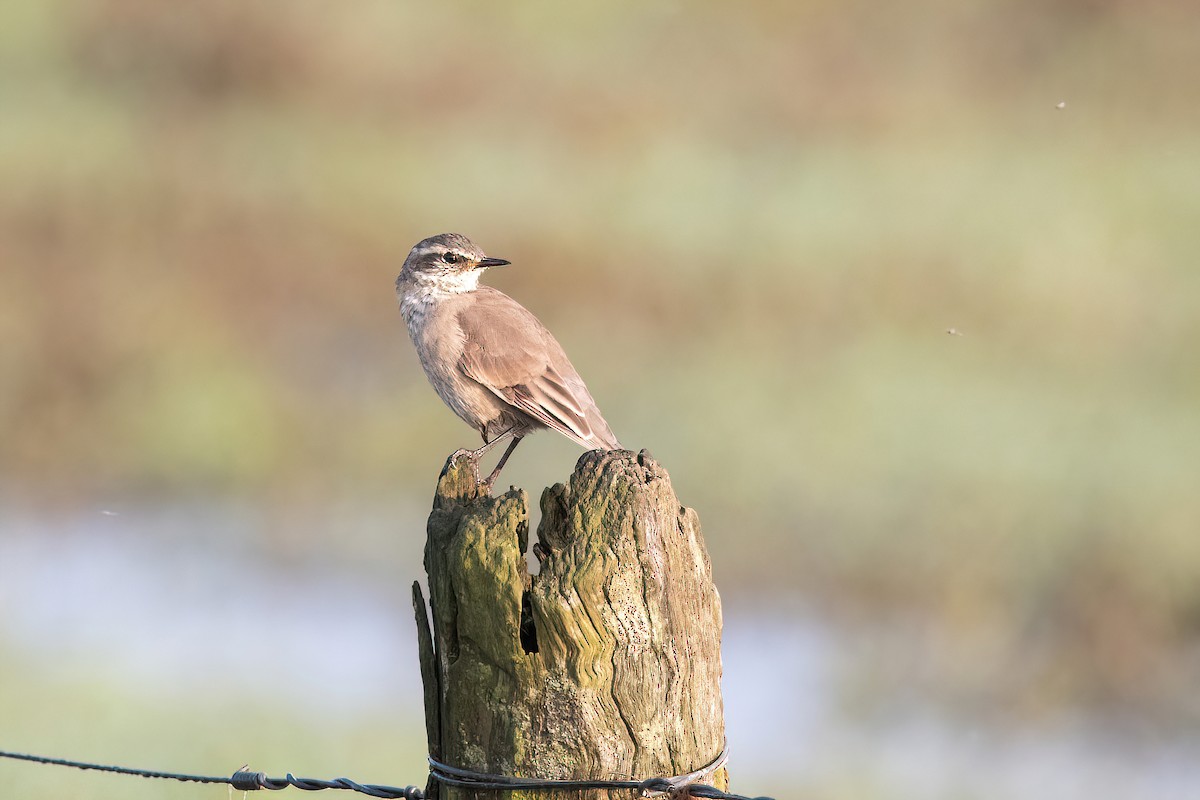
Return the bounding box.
[2,1,1199,798]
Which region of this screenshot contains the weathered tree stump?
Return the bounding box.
[412,449,726,799]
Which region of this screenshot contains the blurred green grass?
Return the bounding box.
[2,0,1199,719]
[0,647,426,800]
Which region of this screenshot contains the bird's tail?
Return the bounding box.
[582,407,622,451]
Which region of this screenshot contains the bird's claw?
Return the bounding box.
[446,448,491,493]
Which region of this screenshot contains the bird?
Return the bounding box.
[395,233,621,489]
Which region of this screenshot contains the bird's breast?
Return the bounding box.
[399,289,505,430]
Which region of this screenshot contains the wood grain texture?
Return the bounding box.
[415,449,726,799]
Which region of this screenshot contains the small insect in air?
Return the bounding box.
[1055,101,1067,110]
[946,328,964,337]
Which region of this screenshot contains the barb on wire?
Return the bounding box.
[229,770,423,799]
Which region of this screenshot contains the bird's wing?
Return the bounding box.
[456,287,621,450]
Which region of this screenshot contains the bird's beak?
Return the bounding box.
[476,257,511,269]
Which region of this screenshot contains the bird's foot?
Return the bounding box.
[447,448,477,468]
[477,462,511,496]
[445,448,492,495]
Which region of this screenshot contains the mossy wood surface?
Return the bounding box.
[412,450,726,799]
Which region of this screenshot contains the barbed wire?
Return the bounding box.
[0,747,775,799]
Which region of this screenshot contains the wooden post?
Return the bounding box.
[412,449,727,799]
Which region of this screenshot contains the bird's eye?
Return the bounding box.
[442,252,462,265]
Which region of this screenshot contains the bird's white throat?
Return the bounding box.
[397,269,481,335]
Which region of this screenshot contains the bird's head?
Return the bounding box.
[396,233,510,295]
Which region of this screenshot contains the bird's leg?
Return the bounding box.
[473,426,516,459]
[481,435,523,492]
[449,426,516,467]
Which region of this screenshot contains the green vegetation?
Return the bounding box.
[0,648,425,800]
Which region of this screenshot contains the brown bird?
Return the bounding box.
[396,233,621,489]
